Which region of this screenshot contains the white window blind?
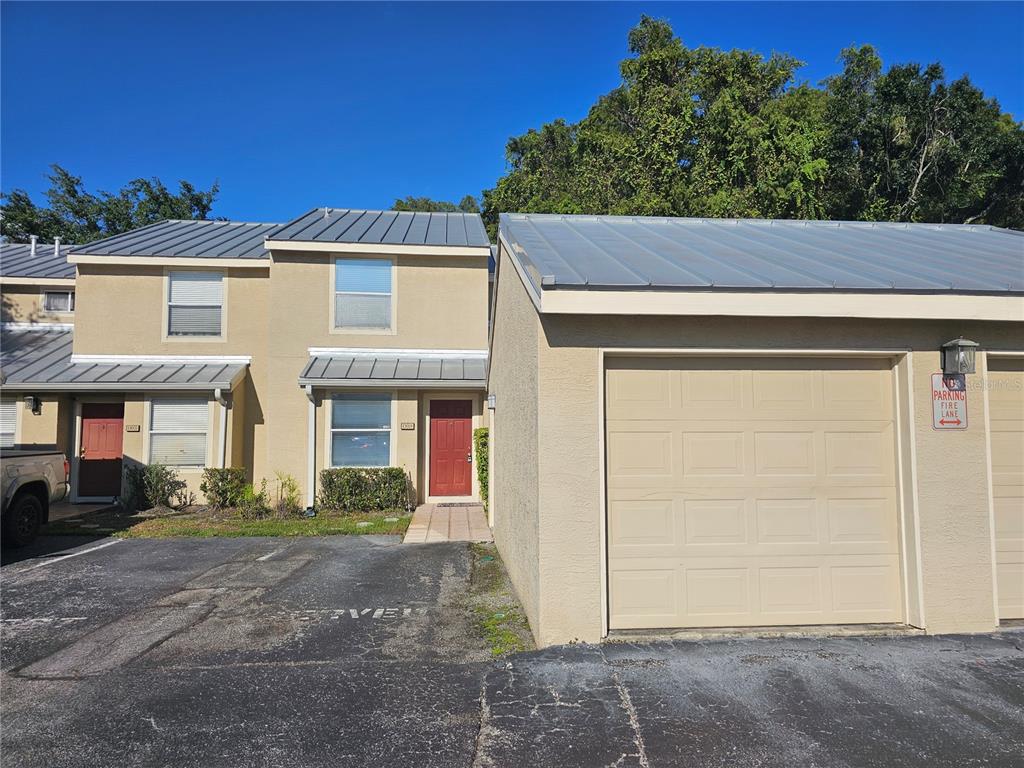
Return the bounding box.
[335,258,392,330]
[330,393,391,467]
[0,400,16,448]
[44,291,75,312]
[168,272,223,336]
[149,399,208,466]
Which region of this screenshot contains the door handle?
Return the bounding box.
[466,453,472,463]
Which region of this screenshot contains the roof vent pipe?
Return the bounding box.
[53,237,61,256]
[30,235,37,257]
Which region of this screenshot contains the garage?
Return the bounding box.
[988,357,1024,620]
[606,356,903,630]
[488,212,1023,646]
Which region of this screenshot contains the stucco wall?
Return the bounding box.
[491,255,1022,644]
[487,245,542,636]
[16,396,73,453]
[1,284,74,324]
[73,264,270,483]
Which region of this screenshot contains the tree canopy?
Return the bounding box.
[482,16,1023,233]
[0,164,219,244]
[392,195,480,213]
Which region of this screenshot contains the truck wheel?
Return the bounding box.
[3,494,43,548]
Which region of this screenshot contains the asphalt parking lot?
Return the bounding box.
[2,535,1023,768]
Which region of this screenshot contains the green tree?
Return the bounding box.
[1,164,219,244]
[392,195,480,213]
[484,17,1023,233]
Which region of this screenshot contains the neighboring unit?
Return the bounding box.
[1,210,492,507]
[1,238,77,324]
[487,214,1024,645]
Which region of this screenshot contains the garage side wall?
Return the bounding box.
[532,314,1020,645]
[488,246,542,635]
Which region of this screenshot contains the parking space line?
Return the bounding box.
[24,539,123,570]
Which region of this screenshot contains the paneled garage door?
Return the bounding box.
[988,359,1024,620]
[606,357,904,630]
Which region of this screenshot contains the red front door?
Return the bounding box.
[429,400,472,497]
[78,403,124,497]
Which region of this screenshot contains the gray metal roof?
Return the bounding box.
[268,208,490,249]
[68,220,279,260]
[500,214,1024,294]
[299,351,486,389]
[1,243,76,279]
[0,325,246,391]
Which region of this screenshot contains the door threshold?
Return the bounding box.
[606,623,923,643]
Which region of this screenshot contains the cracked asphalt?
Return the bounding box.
[2,536,1022,768]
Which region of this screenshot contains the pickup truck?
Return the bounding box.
[1,449,69,547]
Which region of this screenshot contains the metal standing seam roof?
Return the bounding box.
[299,351,487,388]
[0,326,247,390]
[1,243,76,279]
[267,208,491,248]
[500,214,1024,294]
[67,220,279,260]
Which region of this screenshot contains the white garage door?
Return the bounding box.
[606,357,904,630]
[988,359,1024,620]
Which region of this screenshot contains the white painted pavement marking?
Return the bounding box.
[256,546,287,561]
[23,539,122,571]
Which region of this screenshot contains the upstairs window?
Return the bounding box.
[334,258,392,331]
[168,271,223,337]
[43,291,75,313]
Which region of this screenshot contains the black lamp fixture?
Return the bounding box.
[941,337,979,375]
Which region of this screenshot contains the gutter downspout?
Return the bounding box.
[305,385,316,508]
[214,388,228,468]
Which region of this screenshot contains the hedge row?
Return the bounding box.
[318,467,409,512]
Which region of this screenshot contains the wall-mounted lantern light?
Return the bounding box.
[941,337,979,375]
[23,395,41,415]
[487,394,496,411]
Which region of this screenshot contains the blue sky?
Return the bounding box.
[2,1,1022,223]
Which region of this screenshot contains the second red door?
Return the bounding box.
[429,400,472,497]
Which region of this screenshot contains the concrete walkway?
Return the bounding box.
[403,503,492,544]
[47,501,114,523]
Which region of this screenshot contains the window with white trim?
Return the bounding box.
[43,290,75,312]
[330,393,391,467]
[149,399,208,467]
[334,258,392,330]
[167,271,223,336]
[0,400,16,448]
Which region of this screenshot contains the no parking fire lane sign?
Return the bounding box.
[932,373,968,430]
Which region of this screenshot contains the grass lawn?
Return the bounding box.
[44,509,411,539]
[467,543,534,657]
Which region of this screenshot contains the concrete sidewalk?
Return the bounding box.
[403,503,492,544]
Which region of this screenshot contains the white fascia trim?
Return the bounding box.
[307,347,487,359]
[987,350,1024,357]
[70,354,252,364]
[68,255,269,268]
[0,276,76,287]
[299,378,485,389]
[498,232,543,313]
[538,288,1024,321]
[2,322,74,331]
[266,239,490,257]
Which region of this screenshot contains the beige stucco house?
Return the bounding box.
[1,239,77,325]
[488,213,1024,647]
[1,209,491,507]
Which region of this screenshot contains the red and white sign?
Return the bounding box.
[931,373,968,430]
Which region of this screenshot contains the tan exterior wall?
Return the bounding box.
[264,251,489,502]
[73,264,270,486]
[490,258,1023,645]
[487,245,542,636]
[1,284,74,324]
[12,395,74,453]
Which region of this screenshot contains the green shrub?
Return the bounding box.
[473,427,489,508]
[318,467,409,513]
[237,480,271,520]
[199,467,248,509]
[124,463,191,511]
[273,472,303,518]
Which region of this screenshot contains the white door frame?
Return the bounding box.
[71,396,127,503]
[597,347,922,638]
[423,391,483,503]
